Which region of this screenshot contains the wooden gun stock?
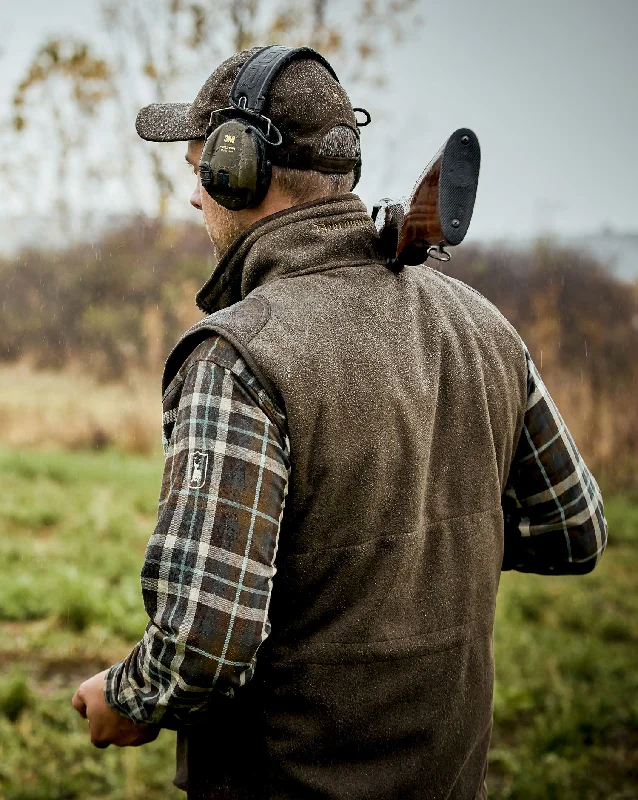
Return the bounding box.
[372,128,481,269]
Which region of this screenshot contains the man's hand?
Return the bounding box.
[72,670,160,749]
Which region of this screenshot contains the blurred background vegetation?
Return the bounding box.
[1,0,637,798]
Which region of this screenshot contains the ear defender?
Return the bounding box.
[350,108,370,191]
[199,119,272,210]
[198,46,364,210]
[351,159,361,191]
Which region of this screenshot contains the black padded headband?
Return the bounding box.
[230,45,340,114]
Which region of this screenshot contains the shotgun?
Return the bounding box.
[372,128,481,271]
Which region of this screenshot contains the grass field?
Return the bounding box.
[0,364,158,455]
[0,446,637,799]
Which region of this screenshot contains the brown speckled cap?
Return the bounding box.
[136,47,360,172]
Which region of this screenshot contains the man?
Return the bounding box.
[73,46,608,799]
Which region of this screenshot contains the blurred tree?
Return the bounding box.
[447,240,638,478]
[11,0,421,223]
[0,45,18,215]
[11,39,114,235]
[2,232,637,483]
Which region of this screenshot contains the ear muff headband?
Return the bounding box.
[200,46,316,210]
[230,46,339,115]
[199,45,363,209]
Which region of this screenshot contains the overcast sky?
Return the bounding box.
[1,0,637,243]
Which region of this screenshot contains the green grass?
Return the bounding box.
[0,447,637,799]
[0,448,178,800]
[490,493,638,799]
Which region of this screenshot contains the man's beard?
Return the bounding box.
[203,202,246,260]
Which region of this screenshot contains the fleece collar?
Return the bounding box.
[195,194,382,314]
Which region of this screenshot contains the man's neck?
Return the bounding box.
[196,194,376,314]
[239,186,297,230]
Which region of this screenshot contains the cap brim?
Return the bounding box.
[135,103,206,142]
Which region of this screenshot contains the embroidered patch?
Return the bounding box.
[187,450,208,489]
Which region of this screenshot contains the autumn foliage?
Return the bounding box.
[1,219,636,484]
[447,241,638,487]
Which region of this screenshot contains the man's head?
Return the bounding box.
[184,126,361,257]
[136,46,366,257]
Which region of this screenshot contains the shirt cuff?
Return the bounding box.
[103,648,171,727]
[103,650,229,730]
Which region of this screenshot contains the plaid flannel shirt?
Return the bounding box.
[105,335,290,726]
[502,346,608,573]
[105,336,606,725]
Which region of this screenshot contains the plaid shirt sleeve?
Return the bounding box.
[104,336,290,726]
[502,346,608,574]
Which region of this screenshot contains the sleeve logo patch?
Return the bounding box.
[187,450,208,489]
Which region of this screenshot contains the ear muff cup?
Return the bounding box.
[351,158,361,191]
[199,119,272,210]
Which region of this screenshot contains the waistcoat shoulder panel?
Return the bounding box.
[162,295,273,397]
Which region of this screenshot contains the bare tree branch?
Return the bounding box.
[7,0,422,232]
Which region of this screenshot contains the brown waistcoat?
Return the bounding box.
[165,196,528,799]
